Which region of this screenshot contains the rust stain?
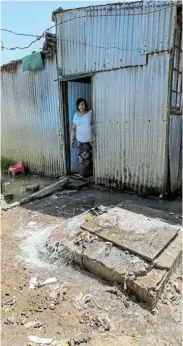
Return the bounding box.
[1,60,21,73]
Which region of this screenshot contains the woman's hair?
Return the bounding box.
[76,98,88,111]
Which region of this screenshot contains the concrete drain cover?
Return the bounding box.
[82,207,179,261]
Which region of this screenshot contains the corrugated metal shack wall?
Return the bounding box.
[169,115,182,193]
[56,1,175,76]
[54,2,177,193]
[93,53,170,193]
[1,56,65,176]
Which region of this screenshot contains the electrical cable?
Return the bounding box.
[1,2,179,51]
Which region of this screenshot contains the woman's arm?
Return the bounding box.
[71,123,76,147]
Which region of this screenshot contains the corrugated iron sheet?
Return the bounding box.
[92,53,170,193]
[169,115,182,193]
[68,81,91,173]
[1,56,65,176]
[56,2,175,76]
[140,2,176,54]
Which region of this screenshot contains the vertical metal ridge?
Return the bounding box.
[93,53,170,193]
[1,56,65,177]
[56,2,174,75]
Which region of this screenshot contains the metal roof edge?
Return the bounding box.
[0,59,22,71]
[52,1,181,20]
[1,52,56,72]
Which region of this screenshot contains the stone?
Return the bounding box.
[79,319,85,324]
[35,307,43,312]
[92,313,111,331]
[123,300,130,308]
[49,303,55,310]
[4,193,14,201]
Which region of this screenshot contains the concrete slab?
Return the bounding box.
[153,230,182,270]
[45,205,182,309]
[82,207,179,261]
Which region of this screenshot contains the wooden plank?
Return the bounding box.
[20,178,69,205]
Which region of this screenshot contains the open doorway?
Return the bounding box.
[63,76,92,175]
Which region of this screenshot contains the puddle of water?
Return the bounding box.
[2,172,57,203]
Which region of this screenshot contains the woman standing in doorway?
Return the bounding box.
[71,98,92,178]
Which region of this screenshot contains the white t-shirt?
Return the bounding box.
[73,110,92,143]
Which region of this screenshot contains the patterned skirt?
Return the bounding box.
[78,142,92,178]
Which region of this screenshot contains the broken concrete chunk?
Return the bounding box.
[92,313,111,331]
[25,184,40,192]
[24,320,43,329]
[4,314,26,325]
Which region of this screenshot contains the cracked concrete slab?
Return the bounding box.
[153,230,182,270]
[82,207,179,261]
[45,205,182,309]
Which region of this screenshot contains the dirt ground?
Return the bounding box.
[1,187,182,346]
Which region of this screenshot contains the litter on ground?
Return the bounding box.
[29,277,57,289]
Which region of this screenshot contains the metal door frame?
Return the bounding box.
[61,74,93,175]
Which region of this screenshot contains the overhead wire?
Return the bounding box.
[0,29,40,38]
[54,38,144,52]
[1,38,42,51]
[0,2,179,52]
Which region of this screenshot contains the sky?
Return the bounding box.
[1,0,122,65]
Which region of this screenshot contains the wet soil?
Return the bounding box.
[1,187,182,346]
[1,172,57,203]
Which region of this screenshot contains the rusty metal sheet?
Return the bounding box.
[93,53,170,193]
[55,2,175,76]
[1,56,65,177]
[82,207,179,261]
